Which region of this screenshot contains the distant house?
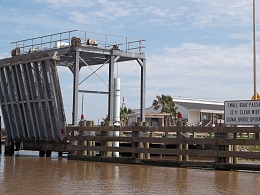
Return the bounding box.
[127,97,224,126]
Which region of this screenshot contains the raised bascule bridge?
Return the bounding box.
[0,30,146,155]
[1,31,259,172]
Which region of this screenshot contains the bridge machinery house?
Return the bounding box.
[127,97,224,126]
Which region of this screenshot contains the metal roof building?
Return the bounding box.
[127,97,224,126]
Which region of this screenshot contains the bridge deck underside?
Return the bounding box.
[0,58,66,141]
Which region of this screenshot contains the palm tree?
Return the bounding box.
[120,107,133,126]
[152,94,178,126]
[102,107,133,126]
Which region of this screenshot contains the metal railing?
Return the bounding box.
[11,30,145,55]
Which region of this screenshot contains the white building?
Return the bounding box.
[127,97,224,126]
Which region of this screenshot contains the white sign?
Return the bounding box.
[224,100,260,125]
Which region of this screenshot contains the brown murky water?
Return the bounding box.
[0,146,259,195]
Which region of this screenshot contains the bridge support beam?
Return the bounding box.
[71,50,80,155]
[72,50,80,126]
[137,58,146,122]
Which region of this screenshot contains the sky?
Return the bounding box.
[0,0,260,125]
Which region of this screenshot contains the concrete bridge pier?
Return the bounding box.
[46,151,52,157]
[58,152,63,157]
[39,150,46,157]
[4,140,14,155]
[39,151,52,157]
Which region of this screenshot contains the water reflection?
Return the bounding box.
[0,145,259,195]
[175,168,188,194]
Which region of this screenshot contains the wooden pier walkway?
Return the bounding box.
[66,123,260,171]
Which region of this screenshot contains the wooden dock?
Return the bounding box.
[66,124,260,171]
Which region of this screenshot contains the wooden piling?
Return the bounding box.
[193,132,197,139]
[132,122,138,158]
[233,133,238,163]
[137,122,144,159]
[87,120,95,156]
[177,122,183,161]
[105,121,112,157]
[177,139,183,161]
[81,120,88,156]
[78,121,84,155]
[183,143,189,161]
[228,145,233,163]
[215,132,229,167]
[143,121,150,159]
[71,126,78,155]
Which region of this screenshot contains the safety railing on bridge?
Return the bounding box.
[66,124,260,171]
[11,30,145,55]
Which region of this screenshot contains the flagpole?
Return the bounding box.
[253,0,259,139]
[253,0,257,100]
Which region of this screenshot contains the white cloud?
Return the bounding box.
[188,0,253,28]
[2,0,260,123]
[36,0,95,9]
[146,42,255,101]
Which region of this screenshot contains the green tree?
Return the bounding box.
[102,107,133,126]
[120,107,133,126]
[152,94,178,126]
